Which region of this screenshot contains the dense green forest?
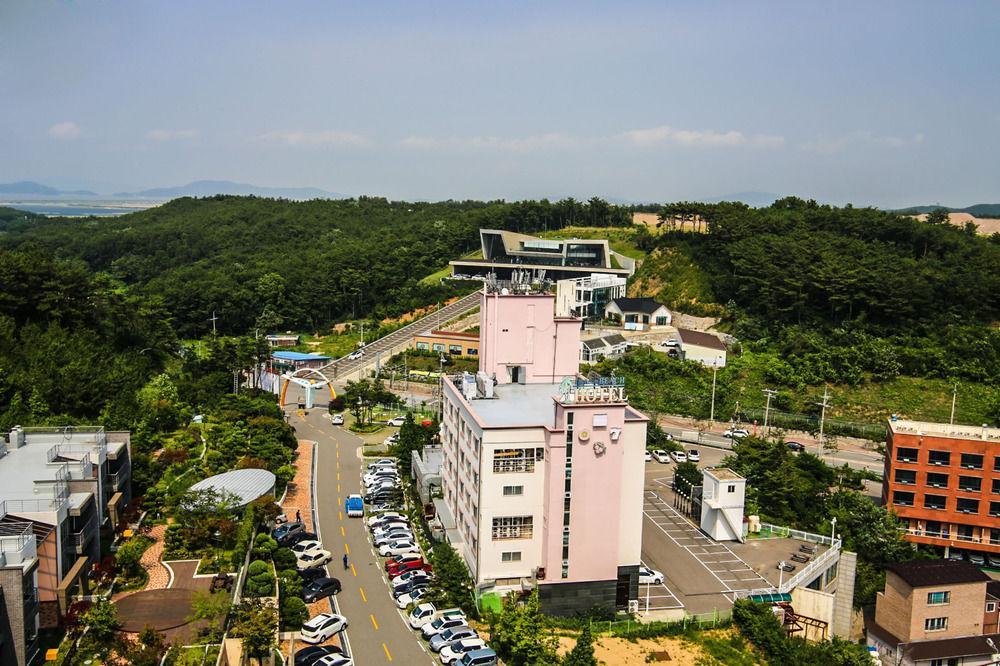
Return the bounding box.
[589,199,1000,428]
[0,196,628,338]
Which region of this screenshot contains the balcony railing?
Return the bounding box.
[68,514,98,554]
[106,467,131,492]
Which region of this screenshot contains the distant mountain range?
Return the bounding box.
[894,203,1000,217]
[0,181,98,197]
[0,179,344,201]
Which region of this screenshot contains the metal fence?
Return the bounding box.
[739,407,886,442]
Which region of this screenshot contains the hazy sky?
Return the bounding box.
[1,1,997,206]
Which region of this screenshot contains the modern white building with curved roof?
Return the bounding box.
[188,468,276,508]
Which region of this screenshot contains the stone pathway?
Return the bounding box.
[142,524,170,590]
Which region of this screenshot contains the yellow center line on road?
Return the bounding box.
[360,587,367,602]
[337,483,340,493]
[336,461,340,470]
[351,562,357,577]
[340,526,345,537]
[338,511,343,521]
[344,543,350,555]
[336,450,340,459]
[383,643,393,661]
[370,614,379,630]
[337,472,340,481]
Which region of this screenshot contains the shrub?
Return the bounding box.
[280,596,309,630]
[272,547,297,571]
[252,534,278,561]
[244,560,275,597]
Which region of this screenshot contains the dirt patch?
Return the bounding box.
[912,212,1000,235]
[633,212,706,233]
[557,635,704,665]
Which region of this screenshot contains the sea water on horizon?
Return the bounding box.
[3,201,158,217]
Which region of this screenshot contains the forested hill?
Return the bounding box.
[0,196,629,337]
[633,197,1000,386]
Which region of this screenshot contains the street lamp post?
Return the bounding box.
[830,517,838,543]
[778,561,786,590]
[709,365,718,424]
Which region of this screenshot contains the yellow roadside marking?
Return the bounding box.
[383,643,393,661]
[360,587,367,602]
[370,614,379,630]
[351,562,357,577]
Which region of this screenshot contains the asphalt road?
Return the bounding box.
[660,425,884,474]
[287,398,436,666]
[319,290,482,381]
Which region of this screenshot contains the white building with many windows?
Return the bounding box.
[439,286,649,615]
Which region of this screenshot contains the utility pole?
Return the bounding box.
[816,387,831,454]
[360,321,365,347]
[763,388,777,432]
[950,383,958,425]
[709,365,718,424]
[209,310,219,336]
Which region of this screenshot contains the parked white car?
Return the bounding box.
[392,569,432,586]
[375,531,414,548]
[379,540,419,557]
[368,458,398,470]
[396,586,430,608]
[368,511,406,527]
[638,565,664,585]
[330,413,344,425]
[671,450,688,463]
[644,451,652,462]
[300,613,349,644]
[290,539,324,555]
[314,655,353,666]
[408,603,438,628]
[422,615,469,639]
[652,450,671,463]
[387,416,407,426]
[296,549,333,570]
[440,638,488,664]
[688,449,701,462]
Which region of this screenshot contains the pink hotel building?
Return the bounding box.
[439,286,649,615]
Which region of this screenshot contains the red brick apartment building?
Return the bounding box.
[884,419,1000,558]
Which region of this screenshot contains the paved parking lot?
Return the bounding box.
[640,456,832,614]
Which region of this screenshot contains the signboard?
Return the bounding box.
[559,374,627,403]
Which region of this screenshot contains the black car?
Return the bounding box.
[391,579,429,596]
[786,441,805,452]
[281,530,318,547]
[294,645,344,666]
[273,522,306,543]
[366,492,403,504]
[393,582,429,599]
[297,566,329,583]
[302,577,342,603]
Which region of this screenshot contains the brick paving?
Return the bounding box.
[283,440,315,531]
[142,524,170,590]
